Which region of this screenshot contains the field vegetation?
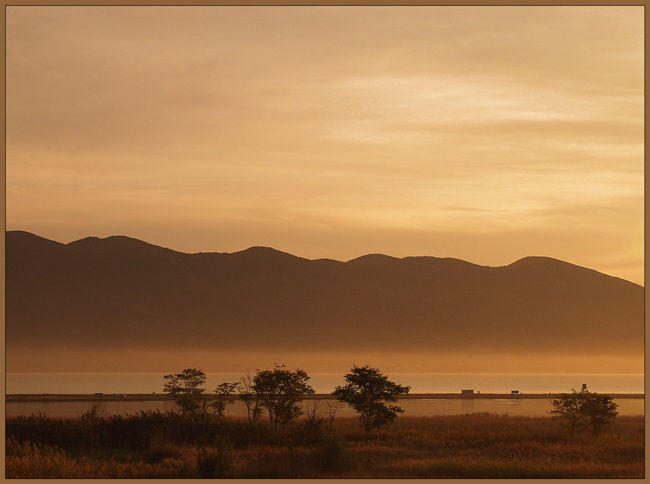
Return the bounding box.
[6,411,644,478]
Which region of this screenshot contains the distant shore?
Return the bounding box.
[6,393,644,403]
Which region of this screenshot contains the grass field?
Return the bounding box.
[6,412,644,478]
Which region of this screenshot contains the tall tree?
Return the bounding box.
[253,364,314,428]
[333,365,410,432]
[163,368,207,414]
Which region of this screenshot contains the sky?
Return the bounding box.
[6,6,644,285]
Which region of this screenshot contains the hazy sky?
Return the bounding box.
[6,6,644,284]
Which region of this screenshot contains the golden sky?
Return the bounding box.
[6,6,644,285]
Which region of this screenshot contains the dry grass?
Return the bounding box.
[6,413,644,479]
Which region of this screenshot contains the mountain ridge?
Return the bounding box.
[5,230,643,360]
[6,230,640,284]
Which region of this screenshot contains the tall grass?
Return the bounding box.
[6,412,644,479]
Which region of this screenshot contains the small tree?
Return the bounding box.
[253,364,315,428]
[549,389,587,433]
[211,382,239,418]
[550,389,619,437]
[325,400,343,427]
[163,368,207,414]
[238,371,263,423]
[333,365,410,432]
[581,393,618,436]
[303,399,325,427]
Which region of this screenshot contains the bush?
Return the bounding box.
[196,447,233,478]
[144,428,185,464]
[5,414,644,479]
[317,435,347,472]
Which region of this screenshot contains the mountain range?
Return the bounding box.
[5,230,644,358]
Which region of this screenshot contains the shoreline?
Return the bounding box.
[6,393,645,402]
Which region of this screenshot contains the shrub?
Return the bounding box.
[144,429,185,464]
[317,435,347,472]
[196,447,233,478]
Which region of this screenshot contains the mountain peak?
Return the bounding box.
[231,245,308,262]
[507,255,594,273]
[346,253,401,265]
[509,256,563,266]
[67,234,179,255]
[5,230,67,254]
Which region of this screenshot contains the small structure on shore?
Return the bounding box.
[461,389,474,396]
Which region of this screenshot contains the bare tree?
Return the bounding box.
[303,399,325,426]
[325,400,343,427]
[238,371,263,423]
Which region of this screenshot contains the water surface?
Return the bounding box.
[6,397,644,419]
[7,372,643,418]
[7,372,644,395]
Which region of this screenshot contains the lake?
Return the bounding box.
[6,372,644,394]
[5,396,645,419]
[6,372,644,418]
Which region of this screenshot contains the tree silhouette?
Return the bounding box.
[581,393,618,436]
[550,389,618,436]
[549,389,588,433]
[163,368,207,414]
[238,371,263,423]
[211,382,239,417]
[333,365,410,432]
[253,364,314,428]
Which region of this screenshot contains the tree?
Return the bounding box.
[252,364,315,428]
[581,393,618,436]
[303,399,325,427]
[549,389,587,433]
[333,365,410,432]
[238,371,263,423]
[211,382,239,417]
[163,368,207,414]
[550,389,619,436]
[325,400,343,427]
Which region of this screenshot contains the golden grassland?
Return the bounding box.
[6,412,644,479]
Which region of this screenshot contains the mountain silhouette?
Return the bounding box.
[5,230,643,356]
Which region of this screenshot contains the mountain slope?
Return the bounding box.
[5,231,643,356]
